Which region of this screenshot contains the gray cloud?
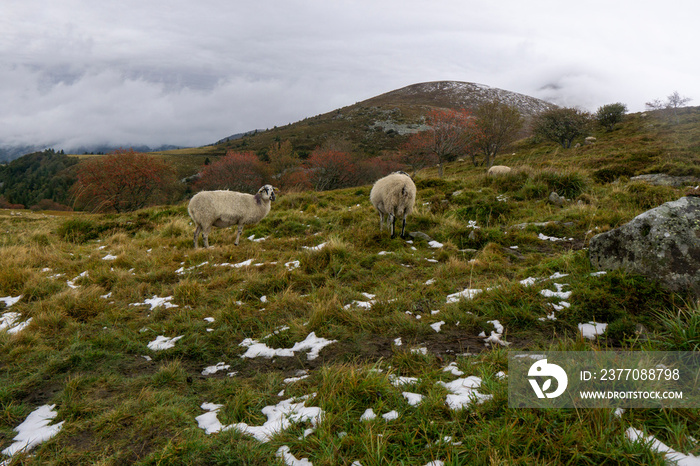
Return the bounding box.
[2,0,699,151]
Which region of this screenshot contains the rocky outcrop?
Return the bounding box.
[589,196,700,295]
[630,174,700,187]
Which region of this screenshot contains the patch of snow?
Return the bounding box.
[428,241,443,248]
[446,288,482,304]
[382,410,399,421]
[204,317,215,323]
[393,337,402,346]
[430,321,445,332]
[303,242,327,251]
[247,235,267,242]
[540,284,572,300]
[443,362,465,376]
[590,271,607,277]
[389,375,419,387]
[102,254,117,261]
[578,322,608,339]
[410,347,428,355]
[538,233,573,242]
[196,396,323,443]
[202,362,231,376]
[130,295,178,310]
[285,260,300,271]
[1,312,32,334]
[147,335,184,351]
[276,446,312,466]
[239,332,337,360]
[424,278,436,285]
[360,408,376,421]
[402,392,424,406]
[1,404,64,458]
[438,376,492,410]
[626,427,700,465]
[482,320,509,347]
[66,271,88,289]
[262,326,290,340]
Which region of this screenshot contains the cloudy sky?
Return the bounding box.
[2,0,699,151]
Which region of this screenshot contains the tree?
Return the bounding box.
[532,107,592,148]
[595,102,627,132]
[72,149,177,212]
[474,100,523,167]
[306,148,357,191]
[404,109,480,177]
[193,151,268,193]
[645,91,692,123]
[268,140,299,176]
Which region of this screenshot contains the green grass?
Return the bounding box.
[0,111,699,464]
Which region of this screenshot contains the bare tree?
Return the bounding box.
[474,100,524,167]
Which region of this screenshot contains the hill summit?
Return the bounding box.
[357,81,555,117]
[218,80,555,156]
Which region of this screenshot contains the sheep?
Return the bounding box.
[188,185,276,248]
[487,165,512,176]
[369,171,416,239]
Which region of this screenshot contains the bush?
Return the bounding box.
[533,170,588,199]
[57,218,104,243]
[595,103,627,131]
[593,166,635,183]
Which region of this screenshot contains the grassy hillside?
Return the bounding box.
[1,104,699,464]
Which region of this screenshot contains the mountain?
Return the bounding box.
[0,143,185,164]
[217,81,556,157]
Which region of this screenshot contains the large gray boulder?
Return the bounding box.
[589,196,700,295]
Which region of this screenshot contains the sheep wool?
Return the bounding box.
[370,171,416,239]
[487,165,512,176]
[188,185,276,248]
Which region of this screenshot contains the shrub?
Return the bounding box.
[57,218,104,243]
[595,103,627,131]
[533,170,588,199]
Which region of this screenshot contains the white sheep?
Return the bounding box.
[188,185,277,248]
[487,165,512,176]
[369,171,416,238]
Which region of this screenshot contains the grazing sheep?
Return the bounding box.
[188,185,276,248]
[487,165,512,176]
[370,171,416,239]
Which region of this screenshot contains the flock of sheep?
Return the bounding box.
[188,166,511,248]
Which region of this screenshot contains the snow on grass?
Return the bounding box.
[428,240,443,248]
[382,410,399,421]
[424,278,436,285]
[147,335,184,351]
[537,233,573,242]
[578,322,608,339]
[402,392,425,406]
[540,283,572,300]
[285,260,300,271]
[247,234,267,242]
[302,242,327,251]
[276,446,313,466]
[430,321,445,332]
[389,375,419,387]
[479,320,510,347]
[0,312,32,334]
[239,332,337,360]
[201,362,231,376]
[66,271,88,289]
[360,408,376,421]
[446,288,482,304]
[130,295,178,310]
[626,427,700,465]
[442,362,464,377]
[438,376,492,410]
[1,404,64,458]
[196,395,323,442]
[101,254,117,261]
[344,293,376,310]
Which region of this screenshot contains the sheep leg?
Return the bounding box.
[389,214,396,238]
[378,213,384,232]
[234,225,243,246]
[400,216,407,238]
[193,225,201,248]
[202,224,212,248]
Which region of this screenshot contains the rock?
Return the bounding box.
[409,231,433,242]
[589,196,700,295]
[548,192,565,207]
[584,136,597,145]
[630,174,700,187]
